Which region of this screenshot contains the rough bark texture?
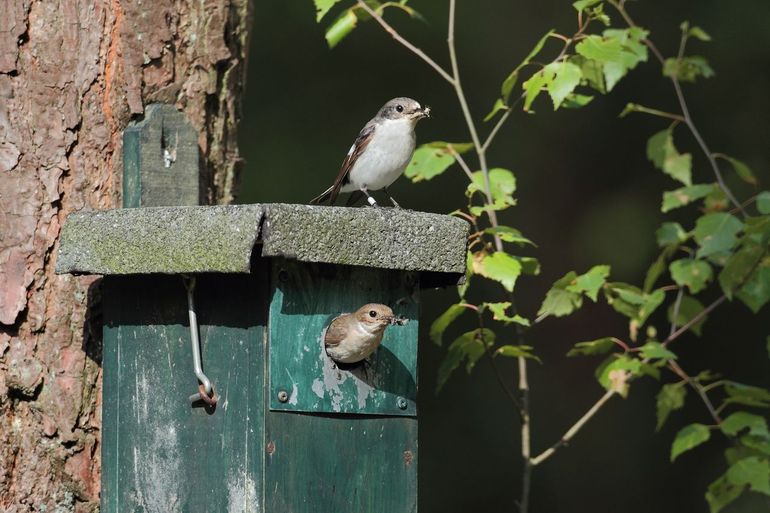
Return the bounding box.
[0,0,251,510]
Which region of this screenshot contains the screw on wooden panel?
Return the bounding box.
[403,450,413,466]
[397,397,408,410]
[122,103,200,208]
[266,441,275,455]
[278,269,289,283]
[277,390,289,403]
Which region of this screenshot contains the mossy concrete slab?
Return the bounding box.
[261,204,468,274]
[56,205,264,275]
[56,203,468,276]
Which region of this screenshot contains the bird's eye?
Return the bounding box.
[369,310,377,318]
[395,104,404,113]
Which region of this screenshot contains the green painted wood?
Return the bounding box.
[102,271,266,512]
[122,103,200,208]
[264,414,418,512]
[269,259,419,416]
[265,259,419,512]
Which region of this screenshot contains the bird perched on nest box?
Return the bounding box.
[311,97,430,208]
[324,303,406,365]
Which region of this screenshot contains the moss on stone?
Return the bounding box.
[56,204,468,276]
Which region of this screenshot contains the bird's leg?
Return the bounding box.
[360,187,379,207]
[383,187,401,208]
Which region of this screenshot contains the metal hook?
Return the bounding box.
[182,276,217,405]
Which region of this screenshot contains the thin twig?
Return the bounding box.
[355,0,455,84]
[446,0,503,252]
[668,287,684,338]
[607,0,746,216]
[447,144,475,183]
[663,295,727,346]
[518,355,532,512]
[668,360,722,424]
[488,353,525,415]
[529,389,616,466]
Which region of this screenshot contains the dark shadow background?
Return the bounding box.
[239,1,770,512]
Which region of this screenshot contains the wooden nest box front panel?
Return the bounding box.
[56,204,468,512]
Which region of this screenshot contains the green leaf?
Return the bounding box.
[517,256,541,275]
[430,304,466,346]
[501,30,554,103]
[573,0,603,11]
[325,8,359,48]
[567,337,617,357]
[671,423,712,461]
[640,341,677,360]
[315,0,343,21]
[405,141,473,182]
[537,266,610,318]
[604,283,665,339]
[726,457,770,495]
[694,213,744,259]
[724,382,770,408]
[561,93,594,109]
[646,129,693,186]
[667,295,706,336]
[600,27,649,91]
[571,55,606,93]
[721,412,770,438]
[437,328,495,392]
[735,262,770,313]
[742,435,770,457]
[484,302,530,326]
[522,66,554,112]
[719,244,765,299]
[757,191,770,215]
[663,56,715,82]
[723,156,757,186]
[478,252,522,292]
[484,226,536,246]
[595,354,642,396]
[706,474,744,513]
[494,344,539,361]
[687,25,712,42]
[656,382,687,431]
[484,98,508,122]
[656,222,688,248]
[645,246,676,292]
[575,35,623,63]
[661,184,715,213]
[565,264,611,301]
[468,168,517,212]
[547,62,582,109]
[538,271,581,317]
[669,259,713,294]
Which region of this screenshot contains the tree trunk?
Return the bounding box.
[0,0,251,510]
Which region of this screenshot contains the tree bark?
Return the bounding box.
[0,0,251,510]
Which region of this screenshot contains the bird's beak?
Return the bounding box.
[411,106,430,120]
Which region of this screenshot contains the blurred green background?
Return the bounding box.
[239,1,770,511]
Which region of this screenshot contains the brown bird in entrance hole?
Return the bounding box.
[324,304,406,365]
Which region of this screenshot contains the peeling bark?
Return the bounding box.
[0,0,252,510]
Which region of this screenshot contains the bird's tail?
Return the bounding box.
[310,185,334,205]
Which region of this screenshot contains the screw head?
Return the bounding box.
[278,269,289,283]
[397,397,408,410]
[277,390,289,403]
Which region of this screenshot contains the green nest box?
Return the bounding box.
[56,203,468,512]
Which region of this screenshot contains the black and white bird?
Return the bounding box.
[311,97,430,208]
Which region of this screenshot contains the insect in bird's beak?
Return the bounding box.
[390,316,408,326]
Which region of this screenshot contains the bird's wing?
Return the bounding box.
[323,315,349,348]
[326,121,376,204]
